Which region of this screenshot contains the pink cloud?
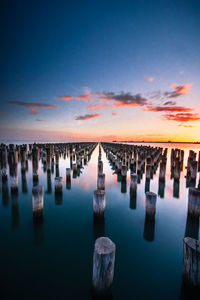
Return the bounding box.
[57,95,73,101]
[171,83,192,95]
[112,112,117,116]
[144,75,155,82]
[86,103,110,112]
[30,109,40,115]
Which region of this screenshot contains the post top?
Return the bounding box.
[184,237,200,252]
[146,191,157,198]
[95,237,116,254]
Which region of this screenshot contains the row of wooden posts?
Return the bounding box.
[96,142,200,291]
[0,142,97,194]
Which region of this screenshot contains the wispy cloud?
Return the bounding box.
[57,95,73,101]
[86,103,110,112]
[144,75,154,82]
[164,101,176,106]
[30,108,40,115]
[36,119,45,122]
[112,112,117,116]
[144,106,192,112]
[9,101,59,109]
[75,94,95,101]
[75,113,101,120]
[163,113,200,122]
[0,110,6,114]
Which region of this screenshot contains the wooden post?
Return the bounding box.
[93,190,106,218]
[188,187,200,217]
[145,191,157,218]
[183,237,200,287]
[97,173,105,190]
[98,160,103,174]
[32,185,44,219]
[92,237,116,293]
[55,176,63,193]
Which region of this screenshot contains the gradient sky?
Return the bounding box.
[0,0,200,142]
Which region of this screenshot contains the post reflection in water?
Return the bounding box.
[21,170,28,194]
[11,190,20,229]
[93,216,105,242]
[46,171,52,194]
[158,179,165,199]
[143,213,155,242]
[184,213,199,240]
[173,179,180,199]
[2,180,9,206]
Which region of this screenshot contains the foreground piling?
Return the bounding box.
[183,237,200,287]
[92,237,116,293]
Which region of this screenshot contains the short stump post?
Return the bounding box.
[66,168,71,182]
[92,237,116,293]
[183,237,200,287]
[130,173,137,192]
[32,185,44,218]
[93,190,106,218]
[145,191,157,218]
[55,177,63,193]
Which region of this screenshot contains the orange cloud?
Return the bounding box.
[171,83,192,94]
[75,113,101,120]
[144,75,154,82]
[75,94,94,101]
[163,113,200,122]
[86,103,110,112]
[58,95,73,101]
[112,112,117,116]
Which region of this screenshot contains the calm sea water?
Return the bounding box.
[0,142,200,300]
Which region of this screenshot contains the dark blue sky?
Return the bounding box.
[0,0,200,141]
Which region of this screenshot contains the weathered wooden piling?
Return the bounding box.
[93,190,106,218]
[92,237,116,293]
[32,185,44,218]
[183,237,200,287]
[190,160,197,182]
[97,173,105,190]
[145,191,157,218]
[121,165,127,181]
[146,164,151,181]
[66,168,71,182]
[55,176,63,193]
[32,147,39,182]
[188,187,200,216]
[130,173,137,192]
[98,160,103,175]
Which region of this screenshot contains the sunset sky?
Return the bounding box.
[0,0,200,142]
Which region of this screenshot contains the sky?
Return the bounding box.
[0,0,200,142]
